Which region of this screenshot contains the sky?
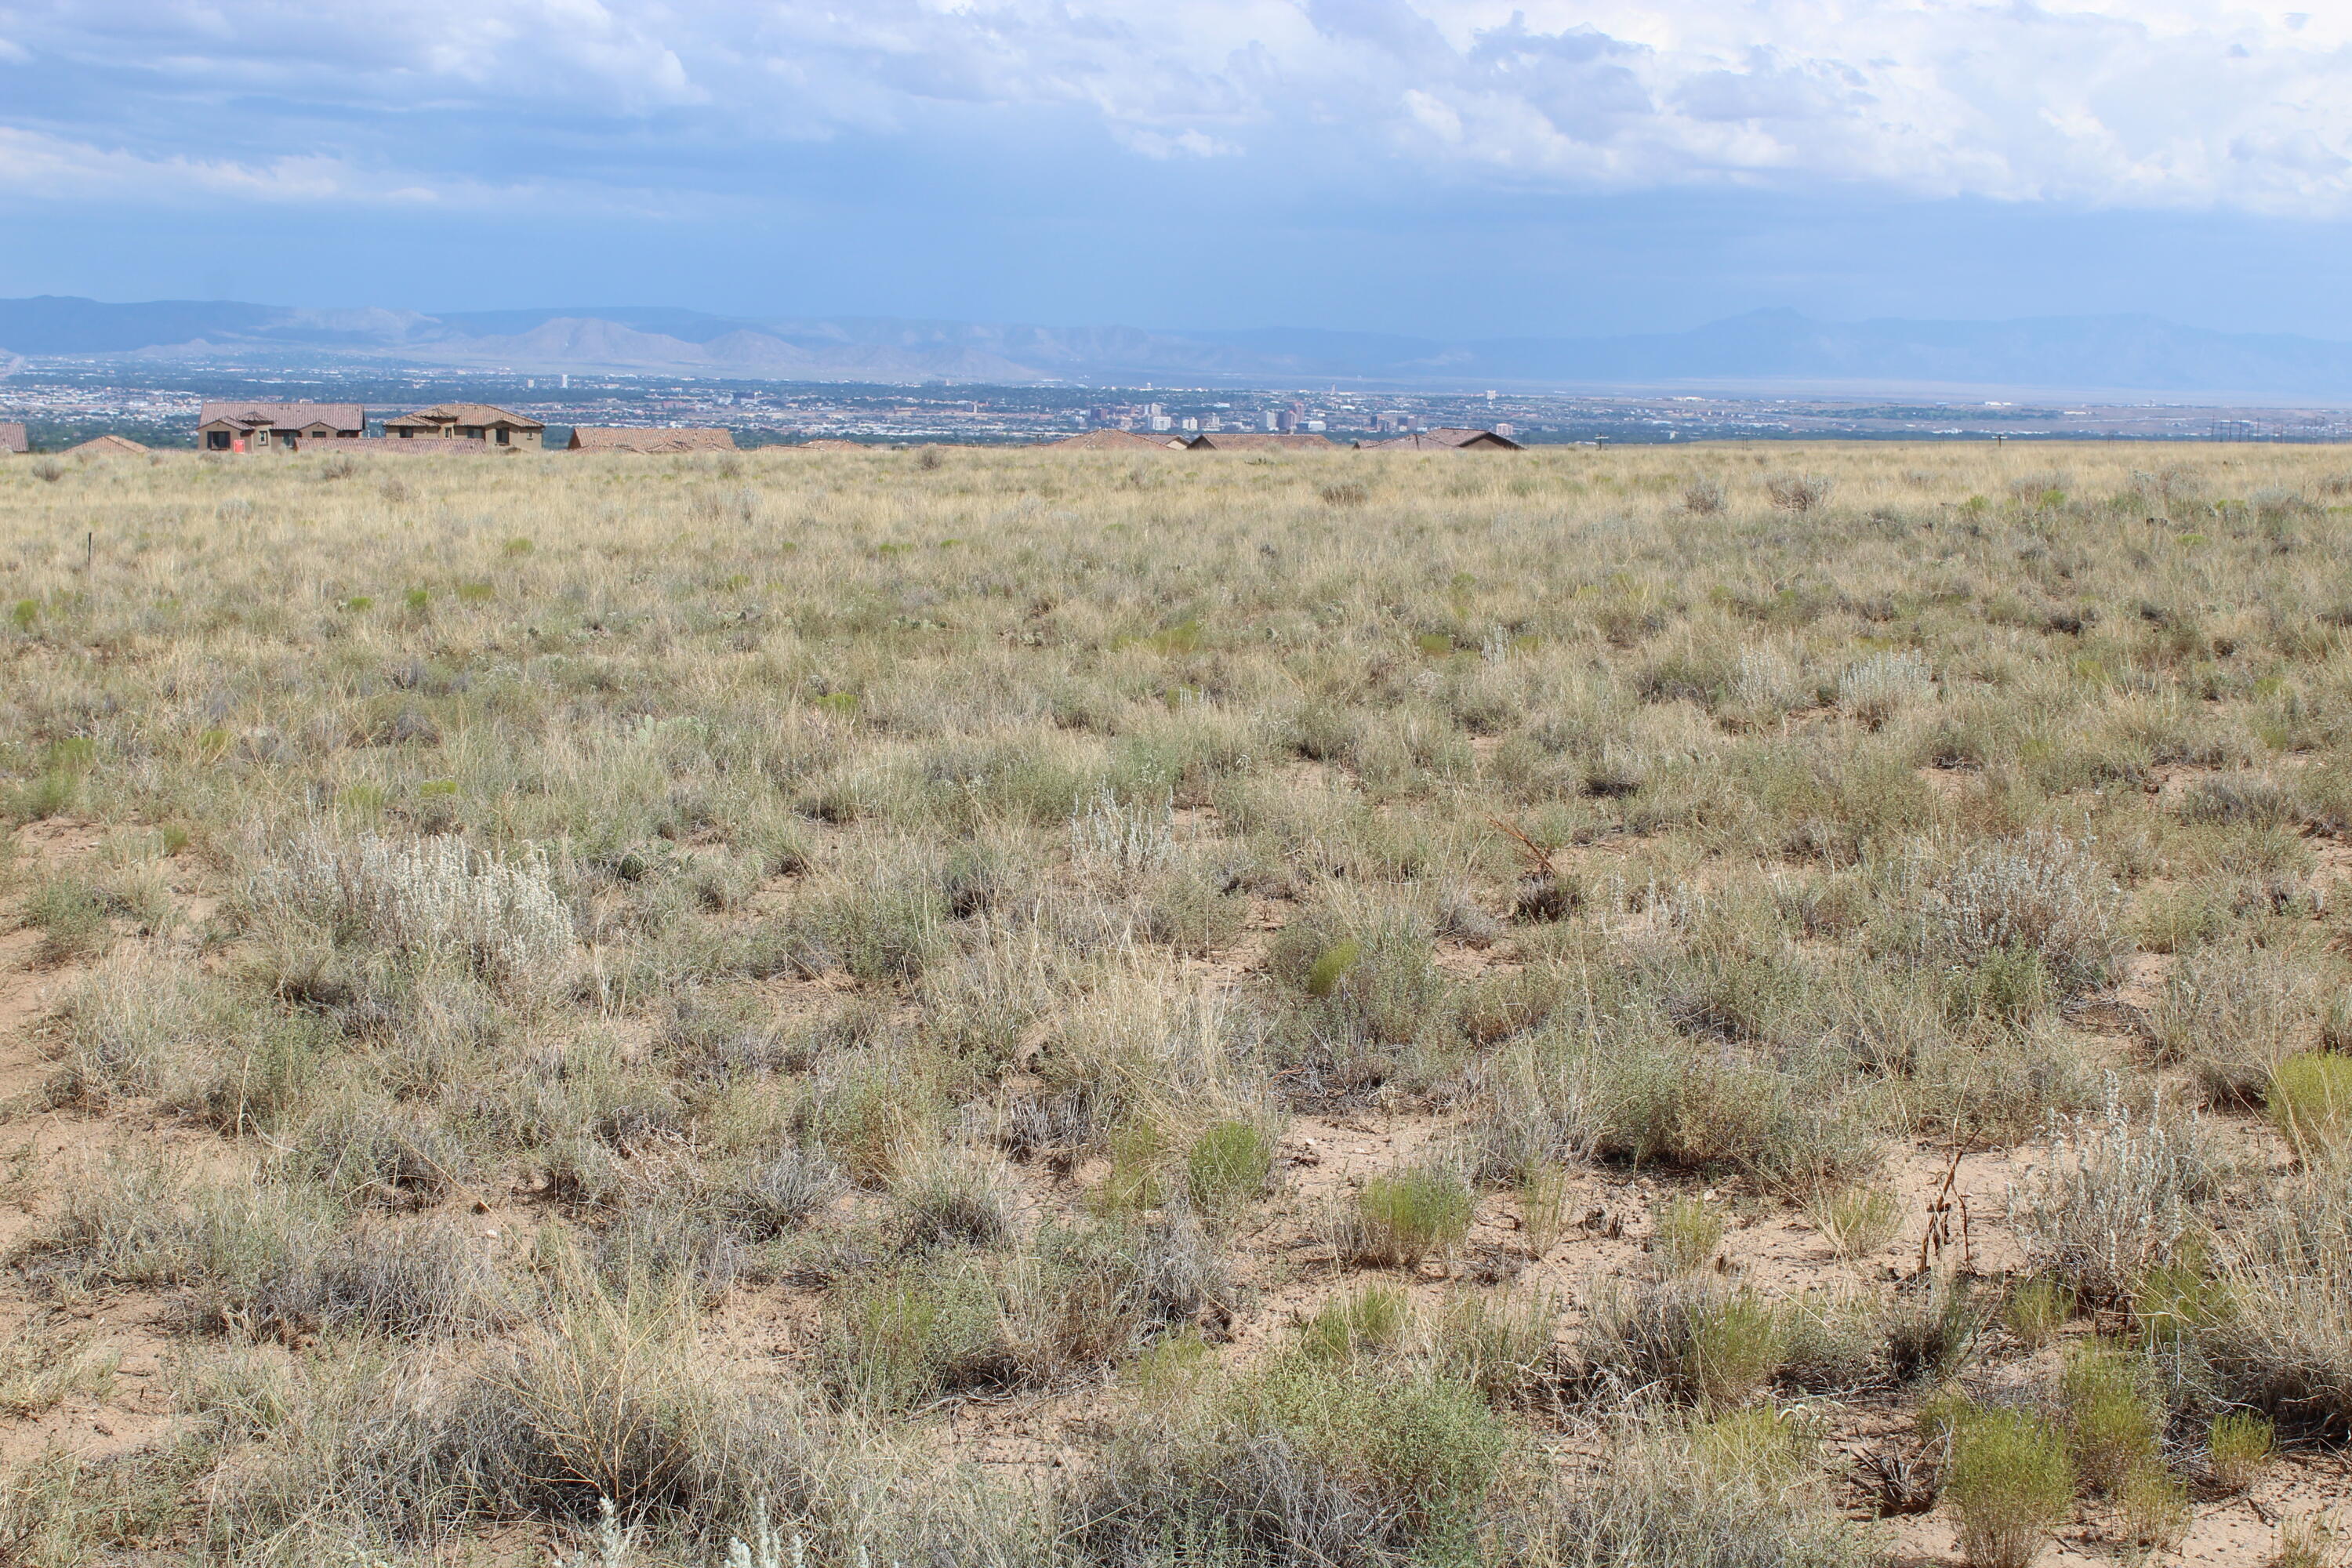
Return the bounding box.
[1,0,2350,339]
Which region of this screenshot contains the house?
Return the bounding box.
[568,427,736,454]
[196,402,365,452]
[1355,428,1523,452]
[0,423,26,456]
[1041,429,1186,451]
[382,404,546,450]
[792,439,866,451]
[1184,432,1338,452]
[63,434,149,458]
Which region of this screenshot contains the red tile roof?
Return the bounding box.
[1041,428,1185,450]
[1184,432,1338,451]
[568,426,737,452]
[383,404,545,431]
[64,434,149,457]
[0,423,25,455]
[197,401,365,431]
[1356,428,1523,451]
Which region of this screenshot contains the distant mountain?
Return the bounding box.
[5,295,2352,398]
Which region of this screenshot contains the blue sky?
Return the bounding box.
[2,1,2350,338]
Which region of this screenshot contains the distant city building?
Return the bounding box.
[1275,410,1298,433]
[1180,417,1199,433]
[1261,411,1280,431]
[383,404,546,449]
[0,423,25,456]
[568,427,737,453]
[1303,419,1327,433]
[197,401,365,452]
[1148,415,1174,432]
[63,434,150,458]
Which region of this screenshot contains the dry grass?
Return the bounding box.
[2,440,2350,1563]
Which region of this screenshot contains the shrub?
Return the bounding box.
[2275,1514,2347,1568]
[1350,1165,1473,1269]
[1809,1185,1901,1264]
[2010,1083,2216,1307]
[1764,474,1835,513]
[2120,1460,2191,1551]
[1077,1352,1509,1565]
[1301,1287,1413,1363]
[1910,829,2124,993]
[1942,1403,2074,1568]
[2201,1182,2352,1439]
[1881,1272,1988,1385]
[2004,1277,2075,1348]
[1652,1194,1726,1276]
[888,1148,1016,1250]
[2058,1340,2160,1494]
[1525,1419,1881,1568]
[24,877,114,965]
[1185,1120,1275,1221]
[2207,1410,2274,1491]
[1838,650,1931,727]
[1584,1281,1788,1408]
[2268,1052,2352,1164]
[2152,941,2329,1106]
[252,830,575,999]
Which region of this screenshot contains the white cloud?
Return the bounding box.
[2,0,2350,214]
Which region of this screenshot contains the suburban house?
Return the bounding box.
[64,434,149,458]
[568,426,735,453]
[383,404,546,449]
[1184,431,1338,452]
[196,402,365,452]
[1040,428,1187,451]
[0,423,25,456]
[1356,428,1523,452]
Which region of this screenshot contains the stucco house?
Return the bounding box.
[383,404,546,449]
[197,402,365,452]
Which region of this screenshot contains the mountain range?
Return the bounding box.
[5,296,2352,400]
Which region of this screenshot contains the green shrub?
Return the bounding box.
[1351,1165,1473,1269]
[2058,1340,2160,1495]
[2207,1410,2274,1491]
[1185,1120,1275,1221]
[1942,1403,2074,1568]
[2269,1052,2352,1164]
[1652,1194,1726,1276]
[2004,1277,2075,1348]
[1079,1352,1509,1564]
[1809,1185,1901,1263]
[1301,1287,1411,1363]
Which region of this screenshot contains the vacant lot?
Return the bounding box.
[2,441,2350,1566]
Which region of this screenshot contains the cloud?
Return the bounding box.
[1,0,2349,216]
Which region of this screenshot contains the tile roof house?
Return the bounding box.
[1355,428,1523,452]
[1042,428,1187,451]
[0,423,26,456]
[792,439,867,451]
[197,402,365,452]
[383,404,546,449]
[568,427,737,453]
[64,434,150,457]
[1183,431,1338,452]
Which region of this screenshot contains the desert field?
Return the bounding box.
[2,440,2350,1566]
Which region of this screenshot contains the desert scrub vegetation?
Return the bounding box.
[5,441,2352,1562]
